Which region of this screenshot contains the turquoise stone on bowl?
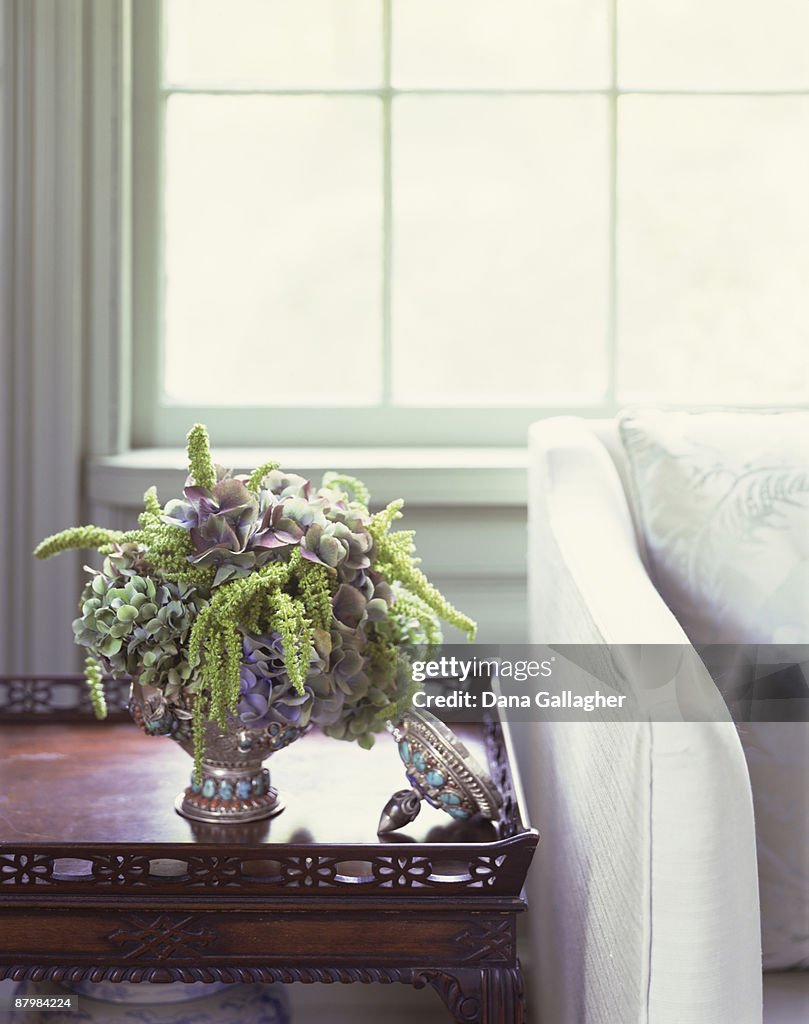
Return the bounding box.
[398,740,411,764]
[253,774,265,797]
[412,750,427,772]
[190,774,202,794]
[447,807,471,820]
[219,780,234,801]
[202,778,216,799]
[425,769,445,788]
[236,779,251,800]
[439,791,461,806]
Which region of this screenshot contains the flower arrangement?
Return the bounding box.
[34,426,475,778]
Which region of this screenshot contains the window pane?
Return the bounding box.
[163,95,382,405]
[392,97,608,405]
[618,0,809,90]
[165,0,382,88]
[393,0,609,88]
[617,97,809,403]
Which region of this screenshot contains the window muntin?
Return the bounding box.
[135,1,809,447]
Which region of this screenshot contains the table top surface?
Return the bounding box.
[0,722,504,848]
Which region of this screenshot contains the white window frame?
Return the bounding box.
[134,2,808,449]
[131,0,631,448]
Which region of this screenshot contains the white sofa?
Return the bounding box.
[517,416,808,1024]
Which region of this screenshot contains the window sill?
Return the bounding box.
[87,447,529,508]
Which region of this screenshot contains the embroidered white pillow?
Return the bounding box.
[619,409,809,647]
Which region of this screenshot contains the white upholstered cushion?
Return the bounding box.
[522,417,762,1024]
[617,409,809,973]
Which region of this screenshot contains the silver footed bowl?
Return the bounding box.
[129,680,305,824]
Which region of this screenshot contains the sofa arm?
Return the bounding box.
[528,416,689,647]
[516,417,762,1024]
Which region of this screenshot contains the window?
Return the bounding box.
[133,0,809,448]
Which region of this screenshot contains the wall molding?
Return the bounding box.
[88,447,529,508]
[84,0,132,461]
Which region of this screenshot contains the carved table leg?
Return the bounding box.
[415,964,526,1024]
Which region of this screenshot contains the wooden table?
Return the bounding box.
[0,678,537,1023]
